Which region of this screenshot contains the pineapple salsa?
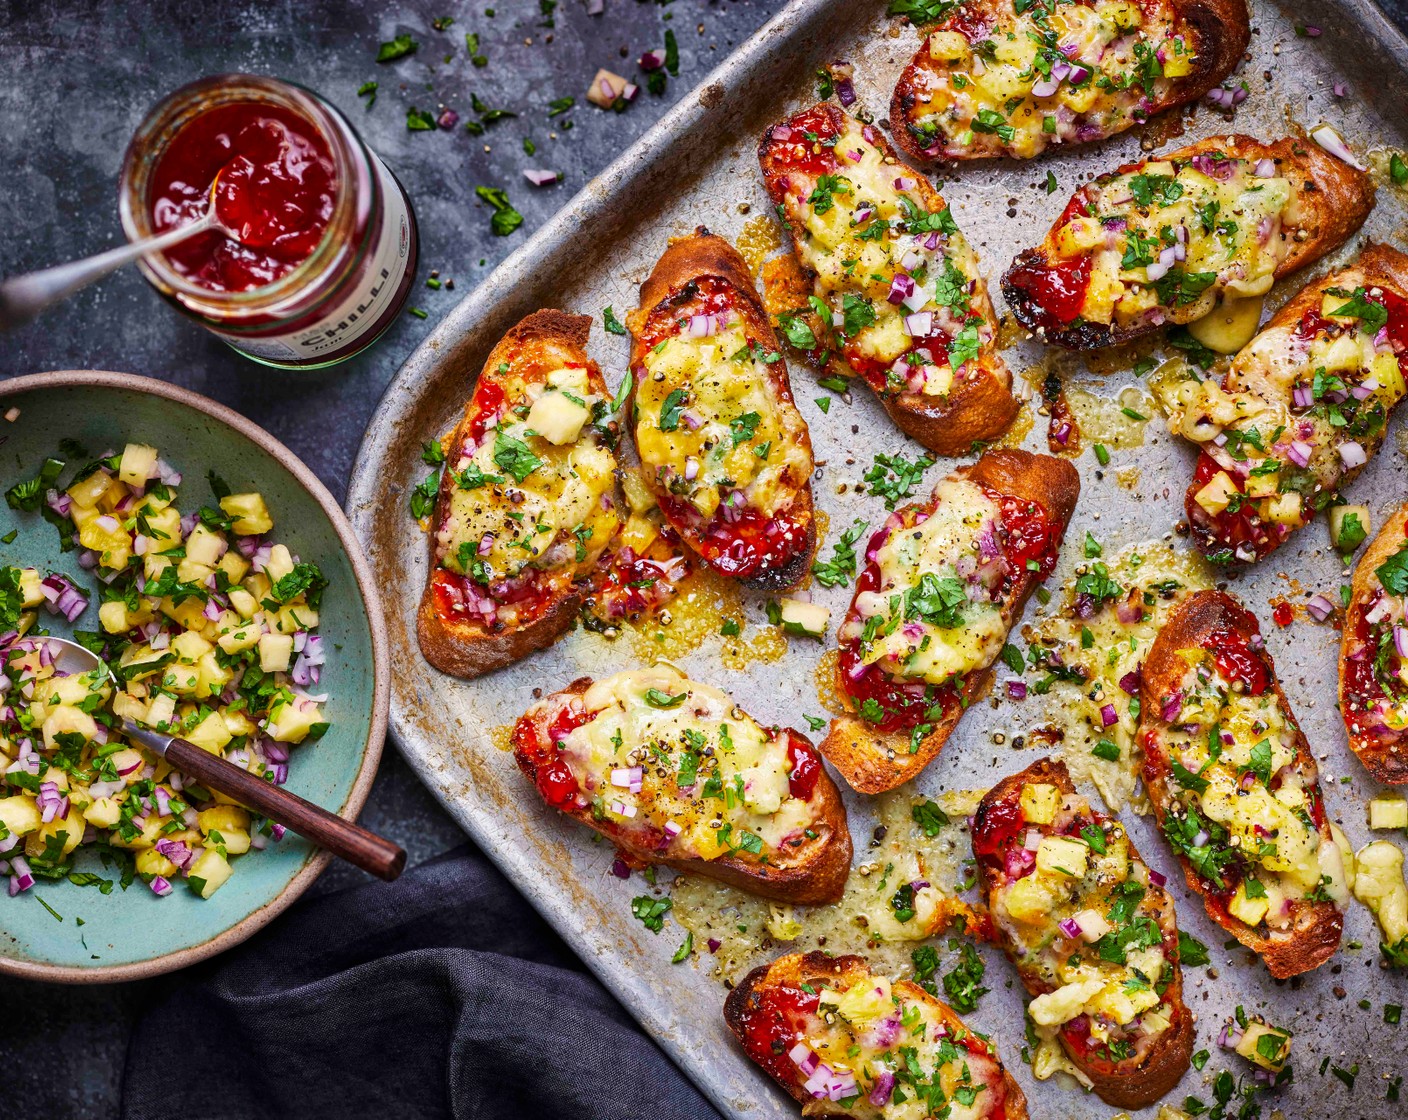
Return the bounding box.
[0,441,331,902]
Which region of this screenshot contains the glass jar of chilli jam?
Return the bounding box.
[118,74,418,369]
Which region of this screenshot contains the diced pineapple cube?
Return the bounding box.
[41,704,98,752]
[1329,504,1370,552]
[274,605,318,634]
[228,588,259,620]
[0,796,42,837]
[1162,50,1193,78]
[220,493,273,536]
[1372,350,1405,402]
[145,692,177,729]
[185,710,234,754]
[218,551,250,585]
[221,708,257,737]
[176,559,213,585]
[217,623,261,655]
[196,653,233,698]
[82,796,121,829]
[1002,874,1059,924]
[1228,881,1270,926]
[618,513,660,558]
[135,848,177,878]
[117,443,158,487]
[1369,795,1408,830]
[1054,217,1107,256]
[67,470,113,509]
[171,630,213,662]
[198,805,251,834]
[262,543,295,584]
[163,597,208,631]
[25,804,83,858]
[927,29,969,60]
[526,391,589,446]
[188,848,233,899]
[1194,471,1240,515]
[1264,492,1304,526]
[620,469,655,515]
[144,506,181,541]
[243,572,272,601]
[1036,836,1090,878]
[1188,294,1263,355]
[99,600,130,634]
[1020,783,1061,825]
[219,828,251,855]
[111,691,147,722]
[1235,1022,1290,1070]
[184,524,226,567]
[1319,333,1365,373]
[18,569,44,608]
[266,699,323,744]
[1096,0,1143,30]
[821,977,893,1029]
[1244,469,1279,499]
[143,553,172,582]
[259,632,294,672]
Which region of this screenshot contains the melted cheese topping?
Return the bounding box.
[1057,154,1296,327]
[903,0,1195,160]
[1352,840,1408,951]
[558,666,816,857]
[988,784,1176,1077]
[839,479,1007,686]
[1160,275,1406,555]
[777,117,993,397]
[1024,541,1213,813]
[436,364,619,586]
[1159,653,1349,923]
[635,320,812,521]
[796,973,1010,1119]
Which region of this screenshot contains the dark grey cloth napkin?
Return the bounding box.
[121,844,726,1120]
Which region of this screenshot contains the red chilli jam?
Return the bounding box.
[120,75,418,368]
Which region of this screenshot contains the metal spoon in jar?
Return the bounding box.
[37,635,405,882]
[0,173,236,332]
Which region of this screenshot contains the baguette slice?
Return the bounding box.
[725,950,1028,1119]
[821,449,1079,793]
[1340,501,1408,783]
[1166,243,1408,565]
[892,0,1249,163]
[1002,134,1374,350]
[1139,590,1347,977]
[416,310,622,678]
[758,102,1019,455]
[512,665,851,904]
[626,230,817,591]
[973,758,1193,1109]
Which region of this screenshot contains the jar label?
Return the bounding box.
[213,154,413,362]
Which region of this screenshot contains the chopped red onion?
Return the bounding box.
[1100,703,1118,727]
[1148,868,1167,887]
[1007,680,1027,701]
[1292,384,1314,408]
[1030,76,1060,98]
[523,168,560,186]
[149,875,173,897]
[639,49,664,71]
[1339,440,1367,469]
[1058,916,1082,938]
[1306,593,1335,621]
[836,78,856,107]
[1287,440,1313,468]
[1119,669,1141,695]
[903,311,933,337]
[1311,123,1368,171]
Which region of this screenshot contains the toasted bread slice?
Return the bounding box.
[1139,590,1346,977]
[757,102,1019,455]
[1168,242,1408,565]
[973,758,1194,1109]
[724,950,1028,1118]
[625,229,818,591]
[512,666,851,904]
[892,0,1249,163]
[416,310,622,679]
[1340,501,1408,784]
[1003,134,1374,350]
[821,449,1079,793]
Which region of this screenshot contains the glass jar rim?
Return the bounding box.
[118,74,370,315]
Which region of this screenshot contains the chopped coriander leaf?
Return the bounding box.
[911,798,950,837]
[862,452,935,510]
[811,519,868,589]
[630,895,672,932]
[376,34,418,62]
[356,81,378,108]
[602,306,627,336]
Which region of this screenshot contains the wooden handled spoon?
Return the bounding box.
[40,635,405,881]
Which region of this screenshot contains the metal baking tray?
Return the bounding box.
[348,1,1408,1114]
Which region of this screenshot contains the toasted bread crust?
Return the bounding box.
[1003,134,1375,350]
[820,449,1080,793]
[1340,500,1408,783]
[974,758,1194,1109]
[1140,591,1343,977]
[1185,242,1408,565]
[890,0,1250,165]
[756,104,1019,455]
[626,228,818,592]
[724,951,1030,1119]
[515,678,852,904]
[416,310,612,679]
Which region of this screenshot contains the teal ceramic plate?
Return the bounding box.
[0,371,388,982]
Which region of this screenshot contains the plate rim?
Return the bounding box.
[0,369,389,984]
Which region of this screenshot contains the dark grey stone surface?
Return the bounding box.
[2,0,1406,1116]
[0,1,778,1116]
